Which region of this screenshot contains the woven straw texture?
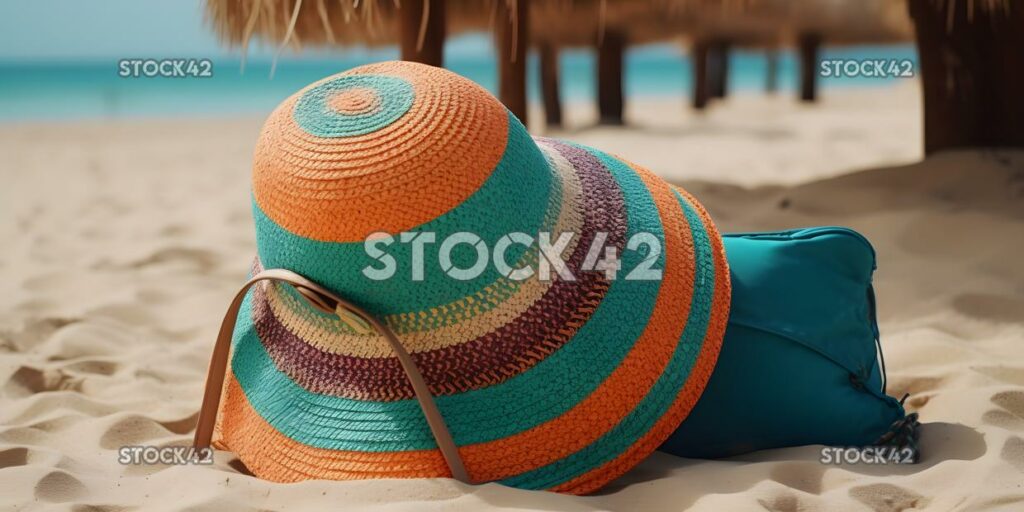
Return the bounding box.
[215,61,731,494]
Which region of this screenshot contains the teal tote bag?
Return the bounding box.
[661,227,914,458]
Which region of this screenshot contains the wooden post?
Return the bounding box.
[496,0,529,125]
[718,41,730,98]
[692,40,709,110]
[399,0,446,67]
[597,30,625,125]
[538,42,562,128]
[706,43,721,99]
[798,33,821,102]
[765,49,778,94]
[908,0,1024,154]
[709,40,730,99]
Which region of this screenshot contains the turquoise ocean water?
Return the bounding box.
[0,43,916,121]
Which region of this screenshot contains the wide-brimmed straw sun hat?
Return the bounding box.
[194,60,730,494]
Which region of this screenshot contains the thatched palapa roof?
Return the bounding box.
[206,0,915,55]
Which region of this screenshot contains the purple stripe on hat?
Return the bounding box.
[251,141,628,401]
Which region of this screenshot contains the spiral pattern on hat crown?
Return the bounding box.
[294,75,414,137]
[251,61,517,243]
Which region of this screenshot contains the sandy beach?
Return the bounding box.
[2,85,1024,511]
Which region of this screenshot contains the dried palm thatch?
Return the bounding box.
[206,0,398,52]
[205,1,528,52]
[206,0,919,55]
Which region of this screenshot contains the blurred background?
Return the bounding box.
[0,0,917,122]
[2,2,1024,510]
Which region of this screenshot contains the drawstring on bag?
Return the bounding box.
[874,412,921,463]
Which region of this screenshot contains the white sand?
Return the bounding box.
[2,85,1023,511]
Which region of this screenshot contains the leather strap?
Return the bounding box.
[192,268,472,484]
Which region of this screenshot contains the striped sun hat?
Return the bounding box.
[194,61,730,494]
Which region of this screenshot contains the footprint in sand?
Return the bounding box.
[158,223,191,237]
[1001,436,1024,473]
[156,411,200,436]
[69,504,134,512]
[3,365,84,399]
[0,426,48,445]
[768,462,826,495]
[2,357,121,395]
[0,317,80,353]
[126,247,219,273]
[951,292,1024,324]
[885,375,946,411]
[33,470,88,503]
[849,483,929,512]
[98,415,176,450]
[886,375,946,397]
[0,446,29,469]
[62,359,120,377]
[97,413,198,449]
[983,390,1024,431]
[0,446,66,470]
[757,493,803,512]
[904,394,931,409]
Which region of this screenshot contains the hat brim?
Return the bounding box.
[219,60,730,493]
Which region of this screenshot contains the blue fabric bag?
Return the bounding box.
[661,227,915,458]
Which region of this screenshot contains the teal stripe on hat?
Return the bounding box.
[229,142,672,451]
[253,113,553,317]
[499,182,717,490]
[293,75,414,138]
[266,149,568,335]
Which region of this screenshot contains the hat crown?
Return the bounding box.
[251,60,539,238]
[250,61,553,316]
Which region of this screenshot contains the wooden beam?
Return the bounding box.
[597,31,625,125]
[399,0,446,67]
[908,0,1024,154]
[538,42,562,128]
[496,0,529,125]
[691,40,709,110]
[798,33,821,102]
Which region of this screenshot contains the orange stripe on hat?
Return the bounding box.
[552,176,732,494]
[252,63,509,242]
